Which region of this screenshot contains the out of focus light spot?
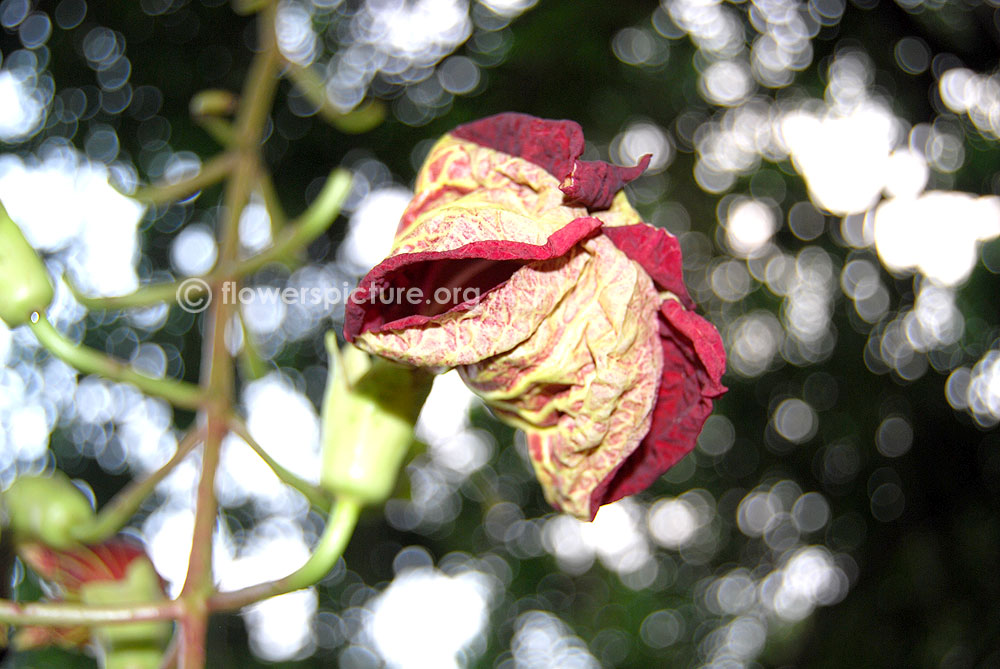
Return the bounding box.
[612,27,666,68]
[874,192,1000,286]
[324,0,473,113]
[950,351,1000,427]
[772,398,817,443]
[939,67,1000,140]
[239,193,273,253]
[727,310,783,377]
[639,609,683,649]
[367,567,491,668]
[697,414,735,456]
[876,416,913,457]
[0,69,46,141]
[737,489,780,538]
[479,0,538,17]
[613,121,672,174]
[510,610,599,669]
[869,482,905,522]
[894,37,930,75]
[782,103,899,215]
[0,150,143,296]
[701,60,752,107]
[762,546,847,622]
[667,0,743,58]
[788,201,825,241]
[725,198,775,257]
[338,186,411,274]
[792,492,830,533]
[648,497,699,550]
[276,1,318,66]
[170,223,218,276]
[436,55,480,94]
[710,258,752,301]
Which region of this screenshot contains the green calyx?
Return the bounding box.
[3,473,96,549]
[319,333,433,506]
[81,557,171,661]
[0,200,54,328]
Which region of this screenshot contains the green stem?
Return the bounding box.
[227,415,331,511]
[178,3,283,666]
[71,428,205,544]
[256,169,288,233]
[66,168,350,313]
[67,280,184,311]
[29,314,203,409]
[0,599,181,627]
[207,496,360,612]
[132,152,238,206]
[232,168,351,275]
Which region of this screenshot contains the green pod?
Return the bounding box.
[320,334,433,506]
[3,473,95,549]
[0,200,53,327]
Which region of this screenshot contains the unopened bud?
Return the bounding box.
[0,200,53,327]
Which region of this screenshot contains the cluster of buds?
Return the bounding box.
[2,474,169,668]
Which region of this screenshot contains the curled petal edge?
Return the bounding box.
[587,300,727,518]
[451,112,650,211]
[344,216,602,340]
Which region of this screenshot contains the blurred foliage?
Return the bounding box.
[1,0,1000,667]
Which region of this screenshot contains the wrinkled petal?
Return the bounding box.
[603,222,695,309]
[347,217,601,367]
[594,301,727,507]
[452,112,650,210]
[460,236,663,519]
[345,113,727,521]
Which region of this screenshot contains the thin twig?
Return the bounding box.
[72,427,206,544]
[208,497,360,612]
[0,599,182,627]
[132,152,239,206]
[28,314,203,409]
[65,168,350,313]
[227,414,332,511]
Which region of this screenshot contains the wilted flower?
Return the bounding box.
[345,113,725,520]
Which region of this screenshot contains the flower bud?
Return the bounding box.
[18,538,169,667]
[320,334,433,505]
[3,473,95,549]
[0,200,54,327]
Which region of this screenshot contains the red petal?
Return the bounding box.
[590,301,726,512]
[452,112,583,183]
[603,223,695,309]
[344,216,602,340]
[451,112,650,211]
[560,154,652,210]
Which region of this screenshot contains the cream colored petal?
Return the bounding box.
[459,236,663,519]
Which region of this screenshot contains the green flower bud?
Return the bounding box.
[0,200,54,327]
[320,334,433,505]
[3,474,95,549]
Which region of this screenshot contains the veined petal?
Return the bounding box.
[344,216,602,365]
[592,300,727,508]
[602,223,694,309]
[460,236,663,519]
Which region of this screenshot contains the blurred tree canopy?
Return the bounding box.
[1,0,999,667]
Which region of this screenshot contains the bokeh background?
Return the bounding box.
[1,0,1000,666]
